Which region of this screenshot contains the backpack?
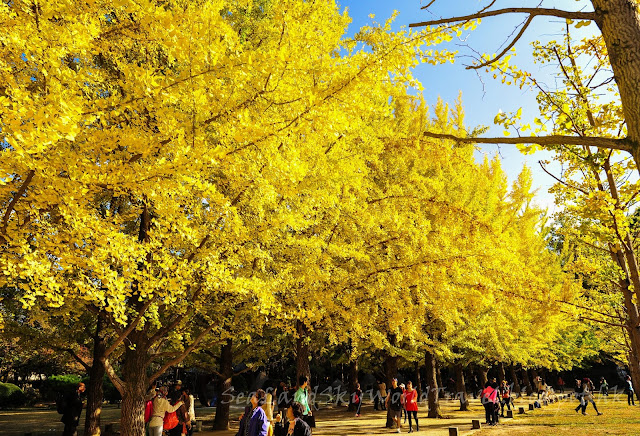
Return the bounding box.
[164,411,179,430]
[353,392,360,404]
[144,400,154,423]
[55,392,67,414]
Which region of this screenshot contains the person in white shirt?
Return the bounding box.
[184,387,196,436]
[148,386,183,436]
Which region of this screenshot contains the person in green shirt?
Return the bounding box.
[294,376,312,417]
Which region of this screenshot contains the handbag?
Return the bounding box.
[302,414,316,428]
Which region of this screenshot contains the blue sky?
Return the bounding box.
[336,0,599,213]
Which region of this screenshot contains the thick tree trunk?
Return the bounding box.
[85,315,107,436]
[384,353,398,428]
[522,367,533,396]
[509,365,521,398]
[592,0,640,167]
[425,351,442,418]
[477,366,488,387]
[213,339,233,431]
[119,341,149,436]
[296,321,311,386]
[415,361,422,400]
[454,364,469,411]
[497,362,506,385]
[347,359,358,412]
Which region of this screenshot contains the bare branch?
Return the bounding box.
[467,15,534,70]
[422,131,631,153]
[538,160,589,195]
[410,8,596,28]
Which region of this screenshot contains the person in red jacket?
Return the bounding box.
[403,381,419,433]
[481,380,500,426]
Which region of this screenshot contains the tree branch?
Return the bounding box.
[422,131,631,153]
[409,8,596,28]
[149,325,214,383]
[102,357,125,395]
[1,170,35,242]
[104,298,154,358]
[467,15,534,70]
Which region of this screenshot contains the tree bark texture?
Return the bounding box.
[118,335,149,436]
[425,351,442,418]
[454,363,469,411]
[477,367,488,387]
[509,365,522,397]
[85,315,106,436]
[296,321,311,387]
[347,359,358,412]
[592,0,640,164]
[497,362,506,385]
[384,353,399,428]
[213,339,233,431]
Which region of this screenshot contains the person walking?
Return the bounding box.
[236,389,269,436]
[352,382,362,417]
[599,377,609,396]
[148,386,183,436]
[577,378,602,416]
[481,380,499,426]
[403,381,419,433]
[375,380,387,410]
[61,382,85,436]
[386,378,404,433]
[625,375,635,405]
[499,380,511,417]
[294,376,314,429]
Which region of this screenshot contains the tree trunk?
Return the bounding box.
[497,362,506,385]
[213,339,233,431]
[477,366,488,387]
[118,340,149,436]
[592,0,640,169]
[415,361,422,400]
[85,314,106,436]
[509,365,521,398]
[384,353,399,428]
[347,359,358,412]
[454,363,469,411]
[425,351,442,418]
[295,321,311,386]
[521,367,533,395]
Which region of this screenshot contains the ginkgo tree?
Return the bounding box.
[0,1,459,435]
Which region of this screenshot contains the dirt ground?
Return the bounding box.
[4,393,640,436]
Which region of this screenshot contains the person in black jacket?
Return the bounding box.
[274,402,312,436]
[61,382,85,436]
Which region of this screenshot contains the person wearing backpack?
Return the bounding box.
[481,380,499,426]
[351,383,362,417]
[61,382,85,436]
[167,389,190,436]
[148,386,183,436]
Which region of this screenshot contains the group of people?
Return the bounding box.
[382,378,419,433]
[480,378,513,427]
[146,380,196,436]
[573,377,603,415]
[237,375,314,436]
